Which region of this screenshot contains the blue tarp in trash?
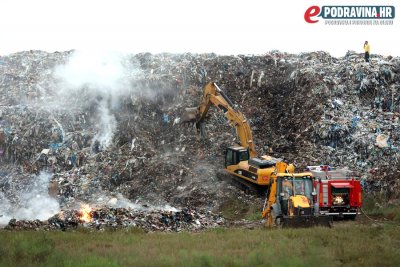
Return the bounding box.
[49,142,63,151]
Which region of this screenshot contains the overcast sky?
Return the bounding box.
[0,0,398,57]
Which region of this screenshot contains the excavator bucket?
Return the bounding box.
[181,107,198,124]
[280,215,333,228]
[181,107,207,136]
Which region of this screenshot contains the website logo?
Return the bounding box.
[305,5,395,24]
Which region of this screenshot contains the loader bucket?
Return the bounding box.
[280,215,333,228]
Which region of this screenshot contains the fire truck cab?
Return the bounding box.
[307,165,362,219]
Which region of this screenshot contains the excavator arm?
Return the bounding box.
[194,82,257,158]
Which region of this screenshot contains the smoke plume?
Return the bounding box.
[0,172,60,226]
[54,50,138,149]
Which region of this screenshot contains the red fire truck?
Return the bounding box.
[307,165,362,219]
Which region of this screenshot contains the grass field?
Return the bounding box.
[1,194,399,267]
[1,221,399,267]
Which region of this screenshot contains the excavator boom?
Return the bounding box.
[186,82,257,157]
[183,82,291,188]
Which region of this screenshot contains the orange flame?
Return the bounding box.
[79,204,93,223]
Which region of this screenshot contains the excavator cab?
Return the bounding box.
[224,146,249,168]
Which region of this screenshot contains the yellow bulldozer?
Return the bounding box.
[184,82,332,227]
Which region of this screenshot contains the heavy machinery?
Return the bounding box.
[261,167,333,227]
[184,82,332,227]
[183,82,291,192]
[307,165,362,219]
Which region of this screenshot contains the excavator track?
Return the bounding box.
[216,171,268,197]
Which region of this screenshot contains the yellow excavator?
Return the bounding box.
[184,82,291,191]
[184,82,332,227]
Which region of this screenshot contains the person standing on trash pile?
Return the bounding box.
[364,41,370,62]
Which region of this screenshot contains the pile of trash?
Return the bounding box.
[1,49,400,229]
[5,206,225,232]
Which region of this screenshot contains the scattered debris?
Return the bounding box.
[5,207,225,232]
[1,50,400,230]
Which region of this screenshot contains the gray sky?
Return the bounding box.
[0,0,398,57]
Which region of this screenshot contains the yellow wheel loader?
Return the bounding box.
[261,166,333,227]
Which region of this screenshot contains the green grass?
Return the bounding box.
[214,197,263,221]
[1,223,399,267]
[1,194,398,266]
[362,194,400,222]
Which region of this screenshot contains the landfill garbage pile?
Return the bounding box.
[5,206,225,232]
[1,50,400,229]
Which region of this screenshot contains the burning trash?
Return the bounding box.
[4,207,225,232]
[78,204,93,223]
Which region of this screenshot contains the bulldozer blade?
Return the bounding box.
[280,215,333,228]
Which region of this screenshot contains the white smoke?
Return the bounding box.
[0,193,12,225]
[54,49,138,149]
[91,192,179,212]
[92,99,117,151]
[0,172,60,226]
[106,193,142,209]
[55,50,131,94]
